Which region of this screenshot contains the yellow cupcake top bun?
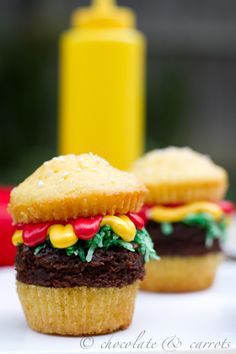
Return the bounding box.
[9,153,147,224]
[131,147,228,204]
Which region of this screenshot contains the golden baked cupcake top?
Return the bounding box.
[131,147,232,258]
[131,147,228,204]
[10,153,158,264]
[9,153,147,224]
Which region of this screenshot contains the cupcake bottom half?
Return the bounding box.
[141,221,223,292]
[141,253,222,292]
[17,281,139,335]
[15,246,144,335]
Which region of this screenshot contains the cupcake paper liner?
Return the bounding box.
[11,190,145,224]
[17,281,139,335]
[141,253,222,292]
[145,182,227,205]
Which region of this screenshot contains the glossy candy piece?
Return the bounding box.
[101,215,136,242]
[49,224,77,248]
[118,215,136,241]
[71,216,102,240]
[218,200,235,215]
[12,230,23,246]
[127,212,144,230]
[138,205,153,223]
[23,222,52,247]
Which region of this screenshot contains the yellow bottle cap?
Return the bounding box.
[72,0,136,29]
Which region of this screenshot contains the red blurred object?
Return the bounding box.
[0,186,16,266]
[218,200,235,215]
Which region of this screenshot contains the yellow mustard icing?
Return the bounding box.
[48,224,77,249]
[101,215,136,242]
[12,215,137,248]
[12,230,23,246]
[148,202,223,223]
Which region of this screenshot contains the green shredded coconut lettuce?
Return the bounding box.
[34,243,47,255]
[183,212,227,246]
[160,212,227,247]
[134,228,159,262]
[34,225,158,263]
[160,222,173,235]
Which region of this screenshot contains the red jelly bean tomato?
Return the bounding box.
[71,216,102,240]
[23,222,52,247]
[127,212,144,230]
[137,205,153,223]
[218,200,235,215]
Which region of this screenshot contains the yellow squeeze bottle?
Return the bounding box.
[59,0,145,169]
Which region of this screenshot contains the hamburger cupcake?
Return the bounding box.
[9,153,157,335]
[131,147,232,292]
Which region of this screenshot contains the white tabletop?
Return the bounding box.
[0,261,236,354]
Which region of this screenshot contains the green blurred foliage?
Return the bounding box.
[0,33,57,183]
[147,62,191,149]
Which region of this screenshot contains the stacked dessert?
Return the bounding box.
[9,153,157,335]
[132,147,232,292]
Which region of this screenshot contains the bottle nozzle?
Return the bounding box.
[72,0,135,29]
[93,0,115,10]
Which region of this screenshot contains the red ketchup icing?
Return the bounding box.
[23,222,52,247]
[71,216,102,240]
[127,212,144,230]
[16,213,145,248]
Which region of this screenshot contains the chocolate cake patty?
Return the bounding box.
[146,221,221,257]
[16,245,145,288]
